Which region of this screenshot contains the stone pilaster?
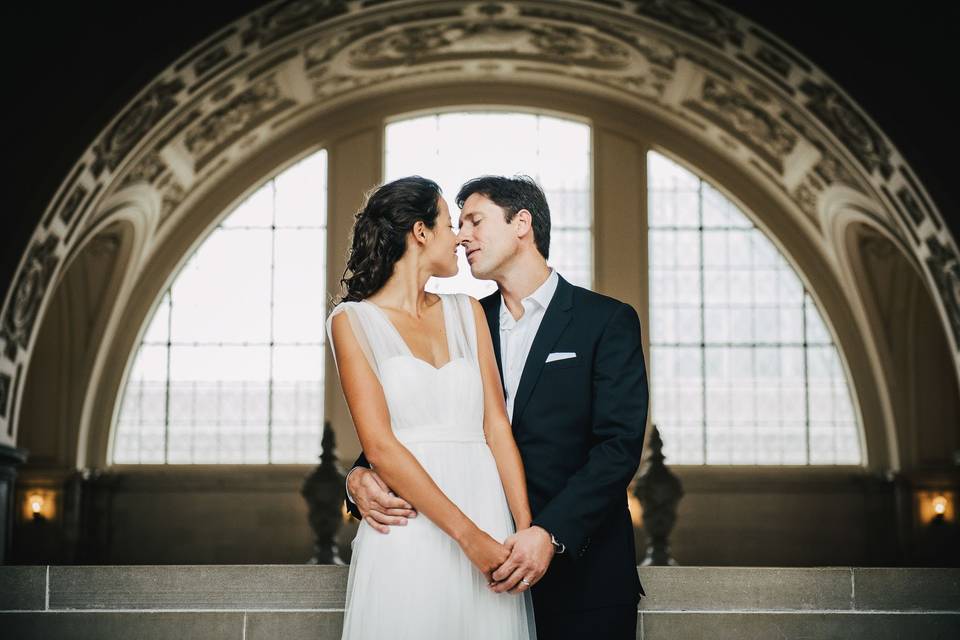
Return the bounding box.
[0,443,28,564]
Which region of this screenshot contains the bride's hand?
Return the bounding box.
[459,528,510,581]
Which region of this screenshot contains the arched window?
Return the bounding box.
[385,111,592,297]
[112,150,328,464]
[648,150,860,464]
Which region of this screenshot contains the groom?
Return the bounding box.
[344,175,649,639]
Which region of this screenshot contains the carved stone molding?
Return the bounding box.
[925,235,960,346]
[183,74,297,170]
[687,76,797,173]
[0,372,10,420]
[1,235,59,362]
[91,79,185,178]
[2,0,958,442]
[634,0,744,49]
[241,0,349,48]
[349,21,632,70]
[800,80,894,181]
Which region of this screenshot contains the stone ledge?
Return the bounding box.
[2,565,958,614]
[637,567,851,611]
[0,566,45,610]
[853,567,960,611]
[48,565,348,610]
[1,610,957,640]
[0,611,244,640]
[641,611,960,640]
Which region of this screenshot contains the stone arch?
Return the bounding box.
[2,0,957,461]
[17,216,139,469]
[74,83,881,471]
[836,213,960,471]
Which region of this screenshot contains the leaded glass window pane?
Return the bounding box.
[385,112,592,298]
[648,150,861,465]
[113,150,328,464]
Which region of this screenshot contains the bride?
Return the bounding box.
[326,176,537,639]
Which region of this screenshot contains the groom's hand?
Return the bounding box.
[348,468,417,534]
[488,525,553,594]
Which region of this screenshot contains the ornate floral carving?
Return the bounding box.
[631,34,680,70]
[792,181,819,220]
[1,235,59,360]
[925,236,960,346]
[305,25,379,69]
[349,22,631,70]
[308,65,458,100]
[59,184,89,226]
[519,5,680,69]
[241,0,349,47]
[159,181,187,226]
[634,0,743,48]
[896,186,925,228]
[813,151,861,191]
[589,71,668,101]
[183,75,295,169]
[779,111,864,193]
[755,45,790,77]
[194,45,231,78]
[687,77,796,173]
[800,80,893,180]
[119,152,167,188]
[91,79,184,177]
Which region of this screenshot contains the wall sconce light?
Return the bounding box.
[933,495,948,516]
[20,489,57,522]
[917,490,955,526]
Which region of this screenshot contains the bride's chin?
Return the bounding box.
[432,266,458,279]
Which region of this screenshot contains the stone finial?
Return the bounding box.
[633,424,684,566]
[300,422,346,565]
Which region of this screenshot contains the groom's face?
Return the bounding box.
[457,193,518,280]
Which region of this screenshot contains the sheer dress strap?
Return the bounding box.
[326,300,405,383]
[450,293,479,362]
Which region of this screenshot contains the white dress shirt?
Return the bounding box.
[499,268,559,423]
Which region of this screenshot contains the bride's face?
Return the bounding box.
[425,196,460,278]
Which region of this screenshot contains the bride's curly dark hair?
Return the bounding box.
[337,176,443,303]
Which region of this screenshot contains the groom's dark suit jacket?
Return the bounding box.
[346,274,649,611]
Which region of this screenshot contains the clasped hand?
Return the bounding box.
[349,468,554,594]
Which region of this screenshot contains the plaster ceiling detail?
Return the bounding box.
[1,0,956,441]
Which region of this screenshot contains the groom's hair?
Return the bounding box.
[456,175,551,260]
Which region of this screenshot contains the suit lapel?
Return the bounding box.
[511,275,574,424]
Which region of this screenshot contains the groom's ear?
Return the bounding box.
[514,208,533,238]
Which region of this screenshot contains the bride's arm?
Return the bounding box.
[470,297,533,530]
[330,311,488,545]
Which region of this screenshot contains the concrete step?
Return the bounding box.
[1,565,957,639]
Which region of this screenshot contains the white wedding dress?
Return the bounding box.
[326,292,536,640]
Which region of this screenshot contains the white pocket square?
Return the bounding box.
[545,352,576,363]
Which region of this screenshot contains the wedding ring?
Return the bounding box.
[520,578,531,586]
